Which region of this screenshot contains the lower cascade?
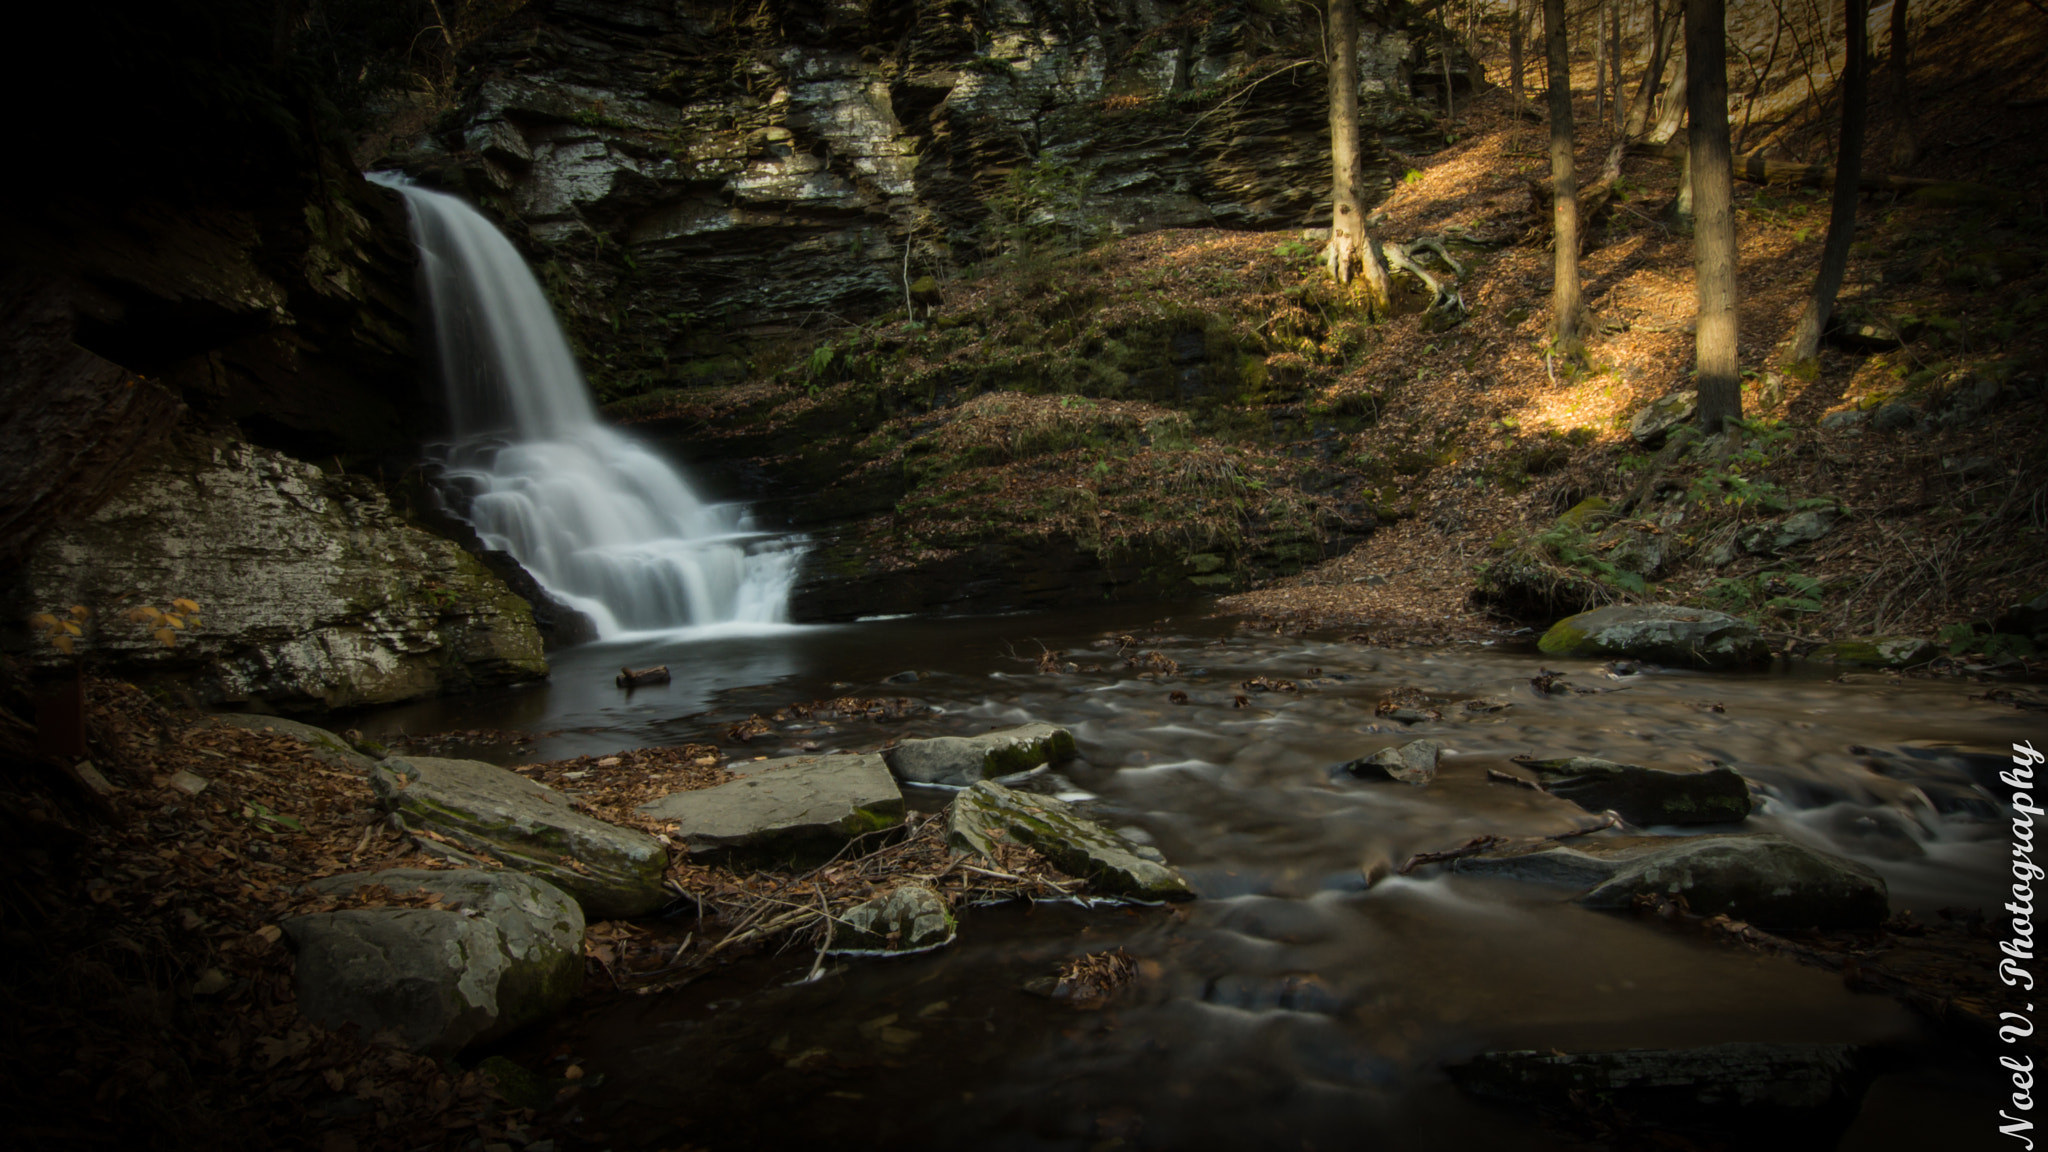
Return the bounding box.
[370,173,800,636]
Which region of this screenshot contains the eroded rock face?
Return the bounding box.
[14,438,548,710]
[371,756,668,919]
[947,779,1192,901]
[884,722,1077,787]
[375,1,1446,388]
[284,868,583,1055]
[1538,604,1768,669]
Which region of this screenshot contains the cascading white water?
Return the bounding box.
[370,173,801,638]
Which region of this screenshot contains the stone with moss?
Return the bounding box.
[1538,604,1768,669]
[826,884,957,956]
[883,722,1077,788]
[371,756,668,918]
[1514,756,1752,826]
[947,780,1192,901]
[284,868,583,1055]
[1629,391,1696,446]
[638,751,904,860]
[1810,635,1937,668]
[1553,497,1612,533]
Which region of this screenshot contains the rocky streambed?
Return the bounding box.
[310,601,2032,1150]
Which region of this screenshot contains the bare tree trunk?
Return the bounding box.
[1607,0,1623,131]
[1789,0,1870,364]
[1546,0,1583,342]
[1441,1,1457,120]
[1889,0,1917,168]
[1326,0,1391,309]
[1650,41,1689,145]
[1625,0,1679,139]
[1510,0,1527,147]
[1595,1,1609,132]
[1687,0,1742,435]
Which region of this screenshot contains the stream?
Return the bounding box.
[359,603,2022,1149]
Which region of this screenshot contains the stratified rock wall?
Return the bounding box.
[13,438,548,711]
[379,0,1451,393]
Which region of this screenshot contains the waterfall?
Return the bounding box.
[370,173,801,638]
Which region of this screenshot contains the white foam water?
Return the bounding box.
[370,173,801,638]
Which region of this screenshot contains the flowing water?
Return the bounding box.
[368,173,801,636]
[358,606,2025,1149]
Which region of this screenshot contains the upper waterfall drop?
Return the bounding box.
[370,173,801,638]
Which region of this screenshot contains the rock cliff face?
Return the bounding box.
[13,438,548,711]
[375,0,1462,395]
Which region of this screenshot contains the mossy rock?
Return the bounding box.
[1554,497,1612,533]
[1538,604,1767,669]
[1809,635,1936,668]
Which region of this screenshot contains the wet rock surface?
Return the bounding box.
[1512,755,1753,825]
[372,756,668,918]
[948,780,1192,901]
[284,868,583,1055]
[639,751,905,860]
[1337,737,1443,785]
[1449,1041,1866,1117]
[884,721,1077,787]
[826,884,957,956]
[1538,603,1769,668]
[1455,832,1890,930]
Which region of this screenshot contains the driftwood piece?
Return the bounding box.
[1396,812,1622,875]
[616,665,671,688]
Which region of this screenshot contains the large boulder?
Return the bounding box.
[283,868,583,1055]
[1456,833,1889,929]
[1538,603,1769,669]
[15,438,549,710]
[883,722,1077,788]
[371,756,667,919]
[638,752,904,860]
[947,780,1193,901]
[1513,756,1752,825]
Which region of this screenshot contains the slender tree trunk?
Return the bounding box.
[1595,2,1609,132]
[1510,0,1527,146]
[1687,0,1742,435]
[1789,0,1869,364]
[1441,2,1457,120]
[1889,0,1917,168]
[1326,0,1391,309]
[1609,0,1625,130]
[1625,0,1678,139]
[1546,0,1582,341]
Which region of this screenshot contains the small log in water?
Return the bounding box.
[617,665,671,688]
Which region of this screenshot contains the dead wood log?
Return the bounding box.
[616,665,671,688]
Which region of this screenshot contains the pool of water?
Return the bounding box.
[355,604,2026,1149]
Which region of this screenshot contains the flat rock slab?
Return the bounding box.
[947,780,1192,901]
[1514,755,1752,825]
[1538,603,1768,669]
[370,756,667,919]
[283,868,583,1055]
[826,884,957,956]
[884,722,1077,787]
[213,713,380,774]
[1457,833,1888,930]
[1450,1041,1864,1113]
[1339,738,1443,785]
[1811,635,1937,668]
[639,752,904,858]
